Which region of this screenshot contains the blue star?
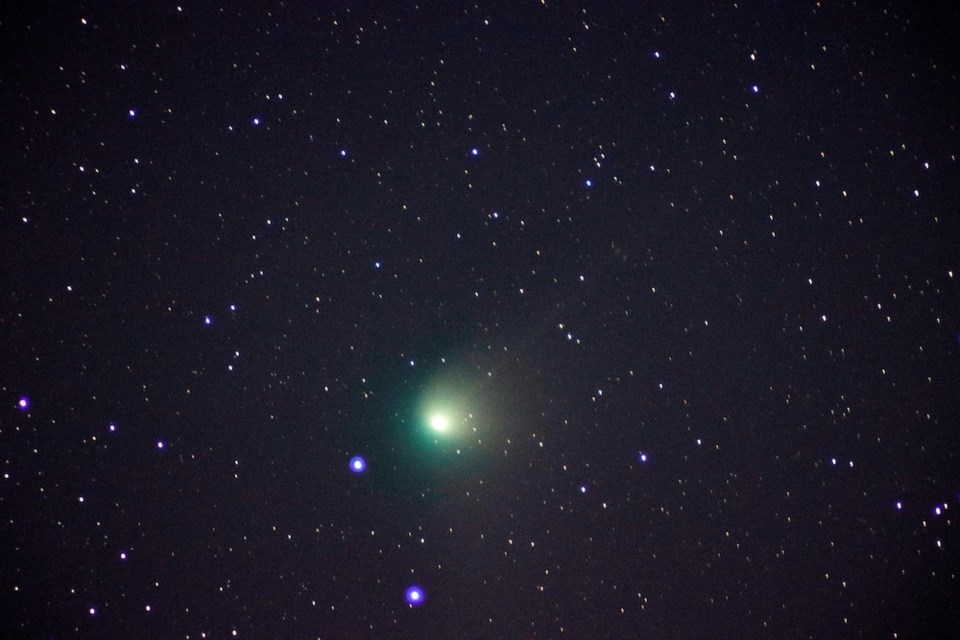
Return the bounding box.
[405,585,425,606]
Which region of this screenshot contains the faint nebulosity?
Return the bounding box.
[2,2,959,638]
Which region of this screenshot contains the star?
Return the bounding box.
[5,4,958,638]
[405,585,425,606]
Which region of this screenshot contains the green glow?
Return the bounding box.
[422,401,462,441]
[417,364,480,447]
[429,413,450,433]
[409,357,537,465]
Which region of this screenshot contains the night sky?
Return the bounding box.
[2,2,960,639]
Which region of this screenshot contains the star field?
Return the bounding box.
[2,2,959,639]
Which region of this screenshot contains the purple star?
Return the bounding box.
[405,585,425,606]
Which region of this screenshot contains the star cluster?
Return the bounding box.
[2,3,959,638]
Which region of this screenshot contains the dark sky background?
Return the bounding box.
[2,2,959,639]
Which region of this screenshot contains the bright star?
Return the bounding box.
[349,456,367,474]
[405,585,425,606]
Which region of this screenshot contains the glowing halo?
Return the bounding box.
[429,413,450,434]
[411,357,520,458]
[418,372,475,446]
[405,584,425,606]
[348,456,367,474]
